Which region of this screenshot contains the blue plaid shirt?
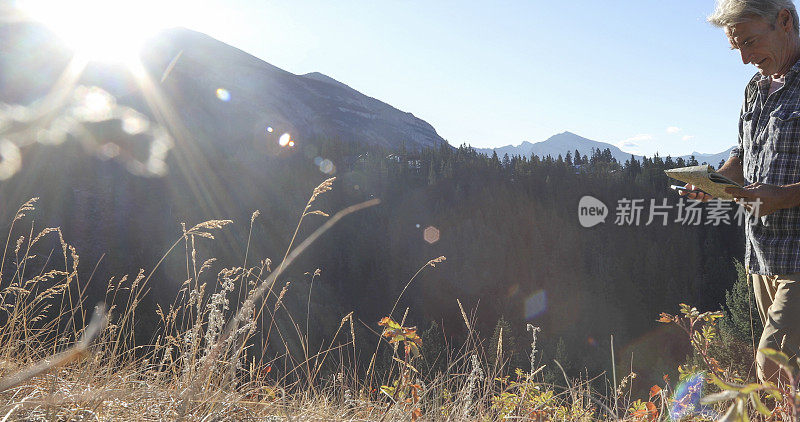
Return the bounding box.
[731,59,800,275]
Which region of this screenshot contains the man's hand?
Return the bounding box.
[678,184,714,202]
[725,183,800,217]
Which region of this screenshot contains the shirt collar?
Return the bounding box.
[787,57,800,80]
[754,56,800,85]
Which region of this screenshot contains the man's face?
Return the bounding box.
[726,11,794,76]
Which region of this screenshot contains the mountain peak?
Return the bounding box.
[301,72,353,90]
[542,131,593,145]
[136,28,446,150]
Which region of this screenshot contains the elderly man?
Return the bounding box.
[686,0,800,384]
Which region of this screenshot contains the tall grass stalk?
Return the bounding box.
[0,193,701,421]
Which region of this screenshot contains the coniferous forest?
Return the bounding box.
[0,133,751,394]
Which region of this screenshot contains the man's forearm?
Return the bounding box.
[777,183,800,209]
[717,156,745,186]
[719,156,800,212]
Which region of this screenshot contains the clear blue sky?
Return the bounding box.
[178,0,759,156]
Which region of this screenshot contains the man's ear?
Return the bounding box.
[779,8,794,32]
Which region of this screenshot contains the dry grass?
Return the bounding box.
[0,186,693,421]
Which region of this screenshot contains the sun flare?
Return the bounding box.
[17,0,177,65]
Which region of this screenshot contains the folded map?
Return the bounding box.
[664,165,742,201]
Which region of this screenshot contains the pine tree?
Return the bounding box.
[420,321,448,375]
[427,162,437,185]
[489,316,515,366]
[720,259,762,341]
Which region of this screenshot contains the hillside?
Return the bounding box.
[140,28,446,152]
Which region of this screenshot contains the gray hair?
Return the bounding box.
[708,0,800,34]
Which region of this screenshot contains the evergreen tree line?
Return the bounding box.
[308,138,747,388]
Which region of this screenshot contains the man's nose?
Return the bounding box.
[740,48,751,65]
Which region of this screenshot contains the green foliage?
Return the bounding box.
[720,259,762,343]
[490,368,594,421]
[378,316,424,420]
[379,316,422,358]
[659,304,726,377]
[710,259,764,380]
[701,370,781,421]
[662,303,800,421]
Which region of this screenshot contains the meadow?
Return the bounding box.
[0,180,796,422]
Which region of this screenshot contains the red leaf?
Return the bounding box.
[646,401,658,421]
[657,313,673,323]
[649,385,662,398]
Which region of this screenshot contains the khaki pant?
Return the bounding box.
[751,272,800,383]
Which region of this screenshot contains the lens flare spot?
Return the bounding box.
[146,158,167,176]
[0,140,21,180]
[314,156,324,166]
[423,226,440,244]
[72,86,114,122]
[319,159,335,174]
[215,88,231,102]
[99,143,120,159]
[288,140,295,147]
[36,117,70,145]
[670,372,716,420]
[415,224,421,228]
[266,126,274,133]
[525,290,547,320]
[121,109,149,135]
[279,133,291,147]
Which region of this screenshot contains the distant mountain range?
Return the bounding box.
[475,131,735,166]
